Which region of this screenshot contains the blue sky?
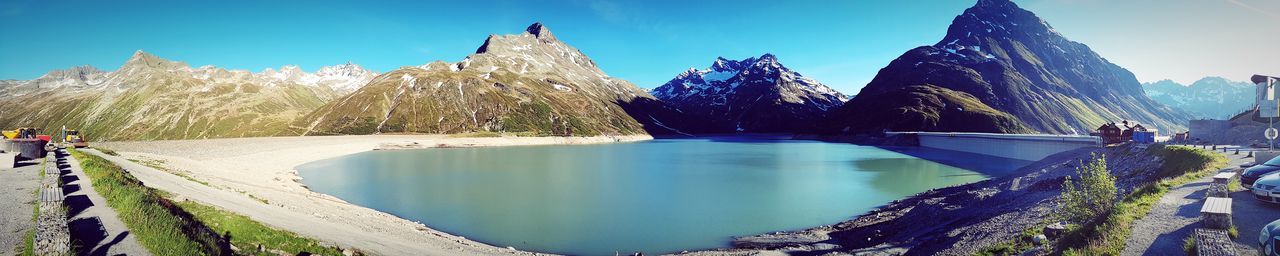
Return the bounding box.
[1,0,1278,94]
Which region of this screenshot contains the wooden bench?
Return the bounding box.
[1194,228,1238,256]
[1200,197,1232,229]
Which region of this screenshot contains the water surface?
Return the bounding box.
[297,137,1030,255]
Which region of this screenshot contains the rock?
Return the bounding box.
[1043,222,1067,239]
[1032,234,1047,245]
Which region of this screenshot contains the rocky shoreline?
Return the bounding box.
[682,144,1170,255]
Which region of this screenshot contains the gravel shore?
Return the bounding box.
[682,144,1172,255]
[94,134,651,256]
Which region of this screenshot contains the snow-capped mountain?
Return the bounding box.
[827,0,1190,134]
[651,54,848,133]
[0,65,108,97]
[1143,77,1254,119]
[0,50,378,141]
[1,51,377,98]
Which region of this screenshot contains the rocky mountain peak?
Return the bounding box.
[975,0,1016,8]
[122,50,187,71]
[462,23,602,80]
[938,0,1059,49]
[652,54,847,133]
[830,0,1191,134]
[525,22,556,41]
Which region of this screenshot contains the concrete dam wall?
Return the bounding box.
[889,132,1102,162]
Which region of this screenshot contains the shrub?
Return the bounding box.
[1059,153,1118,224]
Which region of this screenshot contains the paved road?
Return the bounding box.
[1231,181,1280,252]
[0,158,41,255]
[1122,149,1253,255]
[60,149,151,255]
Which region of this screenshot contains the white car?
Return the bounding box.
[1254,172,1280,204]
[1262,219,1280,256]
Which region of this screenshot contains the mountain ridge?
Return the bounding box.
[295,23,703,136]
[828,0,1191,134]
[651,54,848,133]
[0,50,378,141]
[1143,76,1254,119]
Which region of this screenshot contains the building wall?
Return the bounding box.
[1189,119,1232,140]
[894,132,1101,161]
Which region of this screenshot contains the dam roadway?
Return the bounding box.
[887,132,1103,161]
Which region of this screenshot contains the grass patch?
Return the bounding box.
[1228,176,1242,192]
[1183,236,1196,255]
[69,149,226,255]
[127,158,211,187]
[448,131,505,138]
[246,193,268,205]
[174,200,349,256]
[1058,146,1227,255]
[976,226,1043,255]
[95,147,119,156]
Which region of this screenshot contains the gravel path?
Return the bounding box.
[0,158,41,255]
[61,148,151,255]
[1121,150,1248,255]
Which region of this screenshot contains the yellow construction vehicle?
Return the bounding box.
[64,129,88,148]
[3,128,38,139]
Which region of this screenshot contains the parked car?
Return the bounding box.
[1262,219,1280,256]
[1254,172,1280,204]
[1242,156,1280,186]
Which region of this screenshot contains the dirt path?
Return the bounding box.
[0,158,41,254]
[61,148,151,255]
[1121,149,1248,255]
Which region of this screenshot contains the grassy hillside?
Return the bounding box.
[830,84,1033,133]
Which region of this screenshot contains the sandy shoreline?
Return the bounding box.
[95,134,652,256]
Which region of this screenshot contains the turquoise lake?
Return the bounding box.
[296,137,1031,255]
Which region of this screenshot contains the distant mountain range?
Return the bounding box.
[1143,77,1254,119]
[0,51,375,141]
[826,0,1191,134]
[651,54,847,133]
[1,0,1204,140]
